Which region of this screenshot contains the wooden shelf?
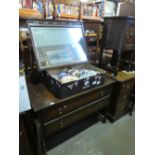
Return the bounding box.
[59,13,79,19]
[84,33,97,37]
[82,0,103,4]
[19,9,43,19]
[82,16,102,21]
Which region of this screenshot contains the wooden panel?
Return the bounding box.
[115,101,128,115]
[43,95,110,137]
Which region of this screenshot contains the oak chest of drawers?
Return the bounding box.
[28,76,115,155]
[106,71,135,122]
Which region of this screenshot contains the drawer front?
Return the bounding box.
[43,95,111,137]
[120,80,134,93]
[117,93,130,104]
[115,92,130,114]
[41,86,112,123]
[115,99,129,115]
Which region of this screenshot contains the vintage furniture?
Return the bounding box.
[99,16,135,75]
[27,75,115,155]
[106,71,135,122]
[23,19,116,155]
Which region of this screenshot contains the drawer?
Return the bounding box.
[120,79,134,93]
[115,99,129,115]
[43,95,110,137]
[117,93,130,104]
[40,86,112,123]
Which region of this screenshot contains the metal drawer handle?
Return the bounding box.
[63,105,67,109]
[59,111,62,115]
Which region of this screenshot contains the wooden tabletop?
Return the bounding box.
[114,71,135,81]
[106,71,135,82]
[28,75,115,112]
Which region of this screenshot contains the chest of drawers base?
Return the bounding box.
[106,72,135,122]
[28,76,115,155]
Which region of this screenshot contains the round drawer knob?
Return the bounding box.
[63,105,67,109]
[59,111,62,115]
[58,108,62,115]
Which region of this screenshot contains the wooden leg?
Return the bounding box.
[34,119,47,155]
[97,107,108,123]
[97,112,106,123]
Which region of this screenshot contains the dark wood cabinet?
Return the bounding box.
[106,71,135,122]
[27,75,115,155]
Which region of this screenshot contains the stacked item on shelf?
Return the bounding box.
[19,0,44,19]
[81,0,104,21]
[46,0,54,19]
[104,0,116,16]
[19,0,33,9]
[55,0,80,19]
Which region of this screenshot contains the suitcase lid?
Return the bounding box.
[27,20,88,71]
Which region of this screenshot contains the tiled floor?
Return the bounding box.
[47,113,135,155]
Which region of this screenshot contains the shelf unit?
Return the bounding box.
[84,21,104,65]
[19,0,120,21]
